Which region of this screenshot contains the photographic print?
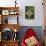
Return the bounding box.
[25,6,34,19]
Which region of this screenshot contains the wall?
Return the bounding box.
[0,0,44,26]
[18,0,44,26]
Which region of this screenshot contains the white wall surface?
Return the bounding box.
[0,0,44,26]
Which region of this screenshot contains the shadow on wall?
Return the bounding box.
[18,26,43,44]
